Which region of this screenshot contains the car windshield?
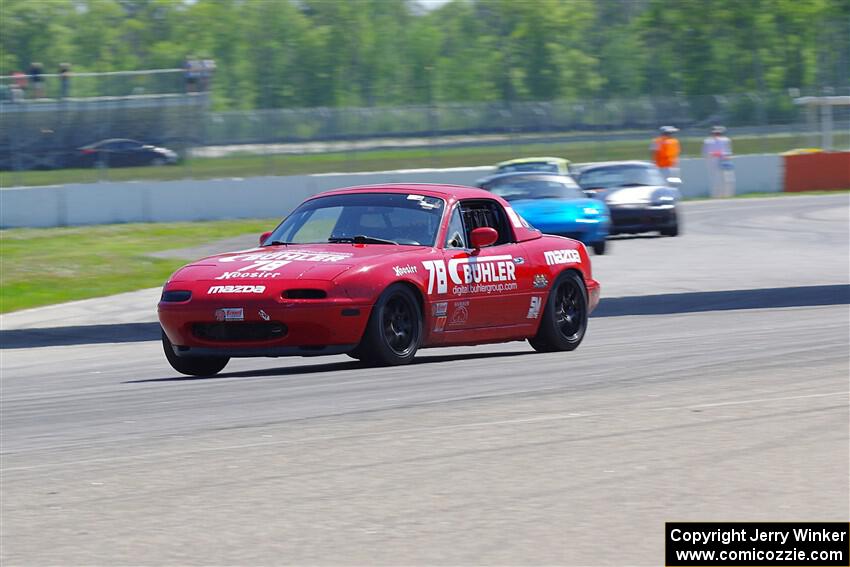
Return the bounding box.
[266,192,445,246]
[485,176,584,202]
[577,165,666,189]
[498,162,560,173]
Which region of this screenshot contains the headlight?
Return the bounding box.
[583,207,599,216]
[161,290,192,302]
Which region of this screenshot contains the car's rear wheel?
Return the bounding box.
[591,240,607,255]
[162,329,229,376]
[354,284,422,366]
[529,271,588,353]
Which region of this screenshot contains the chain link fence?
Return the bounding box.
[0,67,847,183]
[204,92,811,145]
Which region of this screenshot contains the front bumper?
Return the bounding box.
[608,204,676,234]
[159,297,372,358]
[586,278,601,314]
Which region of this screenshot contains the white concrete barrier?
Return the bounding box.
[679,154,782,198]
[0,157,781,228]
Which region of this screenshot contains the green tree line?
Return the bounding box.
[1,0,847,110]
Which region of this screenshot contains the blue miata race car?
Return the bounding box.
[477,172,610,254]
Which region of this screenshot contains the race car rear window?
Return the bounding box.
[268,192,445,247]
[498,162,560,173]
[486,176,584,201]
[577,165,666,189]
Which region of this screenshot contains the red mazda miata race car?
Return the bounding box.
[158,184,601,375]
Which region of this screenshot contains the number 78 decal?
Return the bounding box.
[422,260,448,294]
[236,260,291,272]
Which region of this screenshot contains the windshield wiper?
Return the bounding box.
[328,235,398,245]
[617,182,651,187]
[264,240,290,246]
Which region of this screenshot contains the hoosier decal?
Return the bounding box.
[216,271,282,280]
[393,265,418,277]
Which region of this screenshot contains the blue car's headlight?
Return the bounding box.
[583,207,600,216]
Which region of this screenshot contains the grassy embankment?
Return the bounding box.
[3,132,846,188]
[0,219,276,313]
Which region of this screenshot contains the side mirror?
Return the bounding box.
[470,227,498,250]
[259,231,272,246]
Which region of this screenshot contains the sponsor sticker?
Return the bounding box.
[422,256,517,295]
[433,316,447,332]
[527,296,542,319]
[258,309,270,321]
[219,251,352,264]
[449,300,469,325]
[544,249,581,266]
[208,285,266,294]
[393,265,418,277]
[432,301,448,317]
[217,271,282,280]
[533,274,549,288]
[215,308,244,322]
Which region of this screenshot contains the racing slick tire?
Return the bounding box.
[591,240,607,255]
[529,270,588,353]
[660,210,680,237]
[162,329,229,376]
[354,284,422,366]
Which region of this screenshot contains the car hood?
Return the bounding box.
[600,185,667,205]
[169,243,430,283]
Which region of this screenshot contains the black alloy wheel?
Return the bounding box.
[529,271,588,352]
[352,284,422,365]
[553,276,586,342]
[382,295,417,357]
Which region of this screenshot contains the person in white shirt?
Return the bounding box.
[702,125,735,198]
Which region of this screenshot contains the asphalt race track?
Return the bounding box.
[2,194,848,565]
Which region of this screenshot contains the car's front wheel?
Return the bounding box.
[162,329,229,376]
[660,209,680,237]
[529,271,588,353]
[591,240,607,255]
[354,284,422,366]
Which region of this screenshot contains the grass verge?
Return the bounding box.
[3,132,846,188]
[0,218,276,313]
